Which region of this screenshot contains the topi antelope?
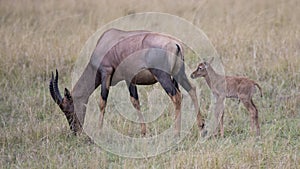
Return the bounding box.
[49,28,204,136]
[190,58,262,137]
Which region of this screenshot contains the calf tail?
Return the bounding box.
[254,83,263,97]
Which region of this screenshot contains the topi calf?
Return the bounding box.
[190,58,262,137]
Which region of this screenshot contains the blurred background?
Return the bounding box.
[0,0,299,168]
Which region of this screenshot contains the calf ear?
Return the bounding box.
[204,61,209,69]
[64,88,72,101]
[208,57,214,64]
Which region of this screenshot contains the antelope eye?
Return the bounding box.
[198,67,203,70]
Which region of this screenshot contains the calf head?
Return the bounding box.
[49,70,80,133]
[190,62,209,79]
[190,57,214,79]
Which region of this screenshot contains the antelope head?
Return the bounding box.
[49,70,80,134]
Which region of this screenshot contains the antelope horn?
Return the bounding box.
[49,72,56,102]
[49,69,62,105]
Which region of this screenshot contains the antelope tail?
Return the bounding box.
[176,44,184,61]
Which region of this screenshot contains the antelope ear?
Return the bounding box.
[64,88,72,101]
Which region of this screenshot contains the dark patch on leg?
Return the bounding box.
[172,78,179,90]
[150,69,177,96]
[128,83,139,100]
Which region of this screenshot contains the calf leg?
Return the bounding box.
[128,83,146,136]
[214,96,225,137]
[150,69,182,136]
[251,99,260,136]
[241,99,260,136]
[220,111,224,137]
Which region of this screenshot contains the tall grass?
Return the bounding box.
[0,0,299,168]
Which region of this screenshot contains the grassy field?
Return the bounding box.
[0,0,299,168]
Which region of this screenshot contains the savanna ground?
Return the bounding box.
[0,0,299,168]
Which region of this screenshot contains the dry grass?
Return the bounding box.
[0,0,299,168]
